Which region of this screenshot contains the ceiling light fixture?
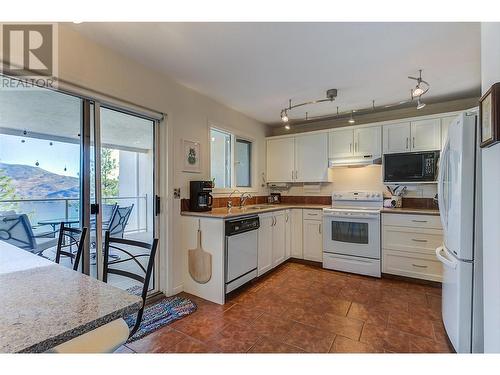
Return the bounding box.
[408,69,430,98]
[284,124,291,130]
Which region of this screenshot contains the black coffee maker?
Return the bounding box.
[189,181,213,212]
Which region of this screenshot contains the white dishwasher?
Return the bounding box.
[225,216,260,294]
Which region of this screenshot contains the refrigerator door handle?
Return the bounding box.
[437,138,450,235]
[436,245,457,269]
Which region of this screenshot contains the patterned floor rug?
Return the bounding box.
[124,286,197,342]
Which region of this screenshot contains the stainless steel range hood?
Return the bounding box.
[328,155,382,168]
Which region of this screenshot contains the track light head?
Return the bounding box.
[348,110,355,124]
[416,98,426,110]
[281,110,289,123]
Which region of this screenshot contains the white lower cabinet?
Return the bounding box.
[257,214,274,276]
[303,211,323,262]
[272,212,286,267]
[382,213,443,281]
[290,209,303,258]
[258,208,323,275]
[284,210,291,260]
[258,211,286,276]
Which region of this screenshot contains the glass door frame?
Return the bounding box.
[89,102,161,295]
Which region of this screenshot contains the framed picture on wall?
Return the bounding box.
[480,82,500,148]
[182,139,201,173]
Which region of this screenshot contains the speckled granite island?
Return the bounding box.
[0,241,142,353]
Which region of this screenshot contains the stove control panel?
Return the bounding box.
[332,191,383,202]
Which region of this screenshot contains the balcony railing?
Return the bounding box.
[0,195,149,233]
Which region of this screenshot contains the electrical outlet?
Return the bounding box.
[173,188,181,199]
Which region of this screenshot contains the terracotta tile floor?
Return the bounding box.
[121,261,454,354]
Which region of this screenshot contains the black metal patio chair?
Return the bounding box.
[54,222,88,272]
[103,230,158,338]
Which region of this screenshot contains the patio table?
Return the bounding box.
[37,218,80,232]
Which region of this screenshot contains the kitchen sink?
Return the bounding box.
[243,205,273,210]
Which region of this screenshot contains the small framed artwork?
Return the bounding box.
[182,139,201,173]
[480,82,500,148]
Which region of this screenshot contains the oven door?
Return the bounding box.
[323,213,380,259]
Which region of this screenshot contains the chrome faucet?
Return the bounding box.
[239,192,252,208]
[227,189,240,210]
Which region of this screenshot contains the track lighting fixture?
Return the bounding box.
[279,69,430,126]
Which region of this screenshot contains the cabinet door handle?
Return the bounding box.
[285,214,289,223]
[412,219,428,223]
[349,143,352,153]
[412,264,428,268]
[406,137,409,149]
[291,170,294,180]
[319,224,322,234]
[412,238,428,243]
[412,137,415,149]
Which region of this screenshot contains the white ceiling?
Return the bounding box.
[0,88,153,150]
[71,22,481,125]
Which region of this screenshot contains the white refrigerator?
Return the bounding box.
[435,111,483,353]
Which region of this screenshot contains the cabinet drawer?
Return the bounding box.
[382,213,441,229]
[383,226,443,255]
[382,249,442,282]
[303,209,322,220]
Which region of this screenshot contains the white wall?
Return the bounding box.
[57,24,269,295]
[282,166,437,198]
[480,22,500,353]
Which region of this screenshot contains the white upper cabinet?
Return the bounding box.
[354,126,381,157]
[383,119,441,154]
[266,137,295,182]
[295,133,328,182]
[383,122,411,154]
[328,128,353,159]
[266,133,328,183]
[329,125,381,160]
[410,118,441,151]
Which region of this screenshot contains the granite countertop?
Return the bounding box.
[0,241,142,353]
[381,207,440,216]
[181,203,330,219]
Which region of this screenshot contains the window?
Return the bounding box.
[210,127,253,190]
[235,139,251,187]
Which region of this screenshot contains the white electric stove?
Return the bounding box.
[323,191,383,277]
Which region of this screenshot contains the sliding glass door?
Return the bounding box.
[90,105,158,292]
[1,80,160,295]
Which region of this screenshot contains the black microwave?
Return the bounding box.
[384,151,440,183]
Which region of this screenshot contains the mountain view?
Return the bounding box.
[0,162,79,199]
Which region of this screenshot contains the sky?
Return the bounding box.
[0,133,80,177]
